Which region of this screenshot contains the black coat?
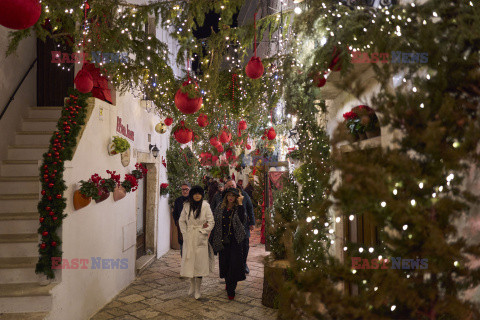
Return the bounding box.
[213,205,247,282]
[173,195,187,244]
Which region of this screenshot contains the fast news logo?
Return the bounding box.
[352,257,428,270]
[351,51,428,64]
[51,257,128,269]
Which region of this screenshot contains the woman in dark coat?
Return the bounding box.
[212,187,246,300]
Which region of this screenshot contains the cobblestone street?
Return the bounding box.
[91,228,277,320]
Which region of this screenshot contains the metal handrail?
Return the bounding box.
[0,58,38,121]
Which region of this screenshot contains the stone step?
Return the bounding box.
[0,267,41,284]
[0,312,49,320]
[0,257,37,269]
[7,146,49,161]
[29,106,62,119]
[0,235,38,258]
[0,283,54,313]
[0,242,38,258]
[1,161,39,177]
[0,177,39,194]
[21,119,58,132]
[0,194,38,213]
[0,234,38,244]
[0,212,38,221]
[15,131,53,145]
[0,220,39,234]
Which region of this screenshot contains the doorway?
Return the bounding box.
[37,37,74,106]
[136,167,147,259]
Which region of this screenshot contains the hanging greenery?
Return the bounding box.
[37,89,90,279]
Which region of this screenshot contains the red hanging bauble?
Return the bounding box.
[245,57,264,79]
[174,81,203,114]
[0,0,41,30]
[74,69,94,93]
[267,127,276,140]
[51,241,57,247]
[173,121,193,144]
[210,136,220,147]
[164,117,173,126]
[238,120,247,131]
[219,126,232,144]
[40,243,46,249]
[197,114,209,127]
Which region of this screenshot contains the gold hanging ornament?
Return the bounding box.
[155,122,167,134]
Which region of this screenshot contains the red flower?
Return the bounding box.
[160,183,169,189]
[106,170,121,186]
[343,111,359,120]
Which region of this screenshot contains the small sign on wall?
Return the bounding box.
[117,116,135,141]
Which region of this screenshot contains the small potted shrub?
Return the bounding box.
[74,174,101,210]
[108,136,130,155]
[160,183,169,197]
[131,163,148,180]
[121,174,139,193]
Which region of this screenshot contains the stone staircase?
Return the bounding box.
[0,107,62,319]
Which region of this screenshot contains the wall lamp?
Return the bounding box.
[149,144,159,158]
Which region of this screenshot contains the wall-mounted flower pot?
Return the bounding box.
[73,190,91,210]
[95,188,110,203]
[113,186,126,201]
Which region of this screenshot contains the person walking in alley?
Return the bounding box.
[178,185,215,300]
[173,183,190,256]
[212,188,247,300]
[225,179,255,274]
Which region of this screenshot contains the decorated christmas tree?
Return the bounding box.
[275,0,480,319]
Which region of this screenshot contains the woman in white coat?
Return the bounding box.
[179,185,214,299]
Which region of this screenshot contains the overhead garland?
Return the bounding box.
[6,0,290,156]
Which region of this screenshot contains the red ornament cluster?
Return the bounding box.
[0,0,42,30]
[174,121,193,144]
[174,80,203,114]
[197,114,209,127]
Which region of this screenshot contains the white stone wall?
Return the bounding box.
[47,94,171,320]
[0,29,36,161]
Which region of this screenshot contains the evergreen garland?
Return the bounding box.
[37,89,90,279]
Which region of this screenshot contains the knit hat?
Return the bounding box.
[189,185,204,198]
[224,187,240,198]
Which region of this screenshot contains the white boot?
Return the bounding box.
[188,277,195,296]
[194,277,202,300]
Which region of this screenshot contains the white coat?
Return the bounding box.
[179,201,215,277]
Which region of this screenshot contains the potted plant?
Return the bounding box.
[75,175,101,210]
[104,170,126,202]
[353,105,380,138]
[343,109,366,140]
[108,136,130,155]
[131,163,148,180]
[121,174,139,193]
[160,183,169,197]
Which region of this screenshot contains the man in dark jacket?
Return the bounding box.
[209,182,224,212]
[225,179,255,274]
[172,182,190,256]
